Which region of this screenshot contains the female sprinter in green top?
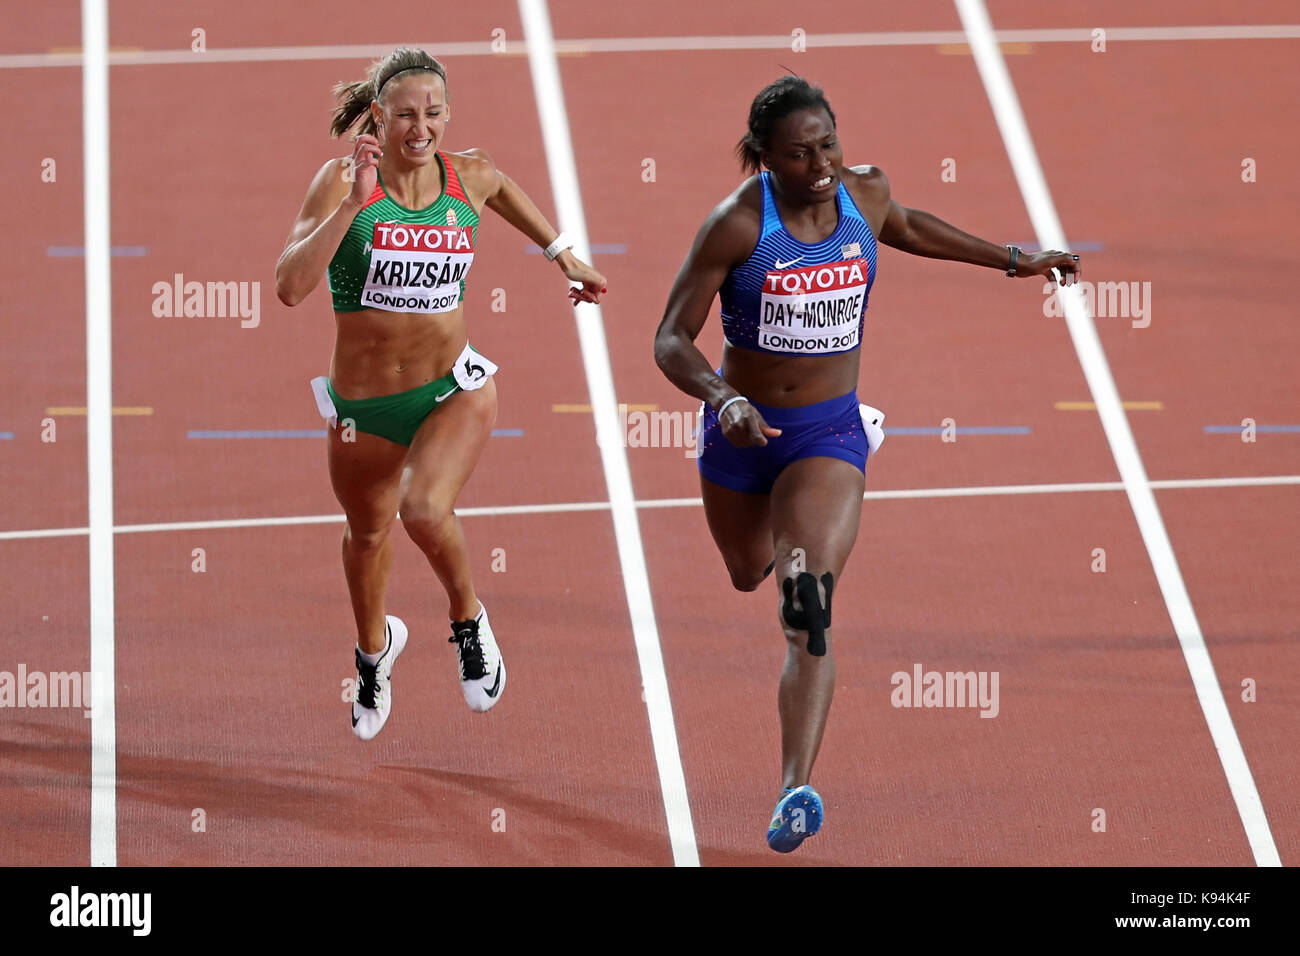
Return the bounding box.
[276,48,606,740]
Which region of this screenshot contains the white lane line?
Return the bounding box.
[0,40,492,70]
[1150,475,1300,491]
[517,0,699,867]
[555,24,1300,52]
[81,0,116,869]
[112,500,615,535]
[868,480,1119,499]
[956,0,1281,867]
[1,474,1297,541]
[3,25,1297,69]
[0,525,94,541]
[1088,24,1300,41]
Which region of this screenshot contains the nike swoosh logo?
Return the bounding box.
[773,257,805,270]
[483,665,502,699]
[434,389,457,403]
[351,713,361,727]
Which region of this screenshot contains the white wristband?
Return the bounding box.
[543,232,574,261]
[717,395,749,419]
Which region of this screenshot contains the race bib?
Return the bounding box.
[758,260,868,354]
[360,221,475,314]
[451,343,499,391]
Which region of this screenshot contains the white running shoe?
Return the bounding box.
[351,615,408,740]
[448,605,505,713]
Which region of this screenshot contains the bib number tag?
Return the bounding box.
[451,344,498,391]
[309,376,338,428]
[859,403,886,456]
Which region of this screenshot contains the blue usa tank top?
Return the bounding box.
[719,171,878,356]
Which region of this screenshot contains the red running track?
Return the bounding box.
[1,0,1296,866]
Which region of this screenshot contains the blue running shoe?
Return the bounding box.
[766,785,823,852]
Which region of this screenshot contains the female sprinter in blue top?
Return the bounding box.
[277,49,606,741]
[653,76,1081,852]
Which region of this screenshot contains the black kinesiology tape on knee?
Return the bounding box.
[781,571,834,657]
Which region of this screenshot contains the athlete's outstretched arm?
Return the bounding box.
[654,201,780,447]
[863,166,1082,284]
[458,148,607,305]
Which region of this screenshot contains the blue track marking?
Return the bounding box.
[1205,425,1300,434]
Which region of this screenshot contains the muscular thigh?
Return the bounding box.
[327,426,407,533]
[401,377,497,507]
[700,474,773,584]
[768,456,865,579]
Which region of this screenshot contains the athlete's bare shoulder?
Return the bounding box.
[841,164,889,197]
[308,157,355,204]
[841,164,891,234]
[444,146,493,177]
[719,174,764,225]
[286,157,354,242]
[442,147,499,207]
[693,175,763,266]
[841,163,886,181]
